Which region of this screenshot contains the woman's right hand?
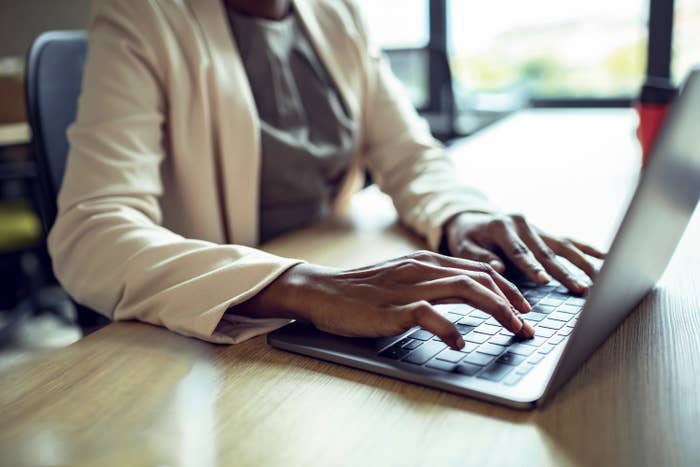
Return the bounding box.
[233,250,535,350]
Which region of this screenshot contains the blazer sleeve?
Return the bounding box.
[48,0,300,344]
[342,1,499,251]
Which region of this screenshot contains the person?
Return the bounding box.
[49,0,604,351]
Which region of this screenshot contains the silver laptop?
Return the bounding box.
[268,70,700,409]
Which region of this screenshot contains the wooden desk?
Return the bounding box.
[1,110,699,467]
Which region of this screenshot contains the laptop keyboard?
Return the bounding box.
[377,282,584,386]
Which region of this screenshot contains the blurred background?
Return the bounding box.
[0,0,696,369]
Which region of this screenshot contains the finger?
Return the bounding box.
[550,241,598,280]
[514,220,588,294]
[492,222,550,285]
[413,276,534,337]
[398,301,464,350]
[569,239,606,259]
[452,241,506,272]
[402,259,531,313]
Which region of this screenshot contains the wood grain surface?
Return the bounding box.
[1,110,698,467]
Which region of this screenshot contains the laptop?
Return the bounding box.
[268,70,700,409]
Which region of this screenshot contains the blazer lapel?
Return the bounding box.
[293,0,360,120]
[187,0,261,246]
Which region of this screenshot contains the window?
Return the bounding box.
[447,0,649,99]
[353,0,429,49]
[674,0,700,86]
[354,0,431,109]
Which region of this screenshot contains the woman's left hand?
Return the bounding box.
[443,212,606,295]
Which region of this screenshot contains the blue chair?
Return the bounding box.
[26,30,87,231]
[26,30,108,333]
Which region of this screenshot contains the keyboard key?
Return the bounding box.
[464,352,495,366]
[558,328,573,336]
[445,304,473,315]
[464,332,490,344]
[515,363,535,375]
[474,324,501,336]
[477,343,505,356]
[503,372,524,386]
[458,316,483,327]
[526,296,547,306]
[521,336,547,347]
[426,358,457,372]
[528,354,545,364]
[532,304,556,314]
[401,339,423,350]
[535,327,556,338]
[443,312,463,323]
[499,329,515,337]
[549,312,573,322]
[470,310,491,320]
[496,352,526,366]
[540,297,565,307]
[558,304,580,314]
[489,334,515,346]
[434,304,462,315]
[403,341,446,365]
[539,319,566,330]
[566,297,586,306]
[539,344,556,354]
[379,345,412,360]
[456,324,477,335]
[436,349,468,363]
[549,335,565,345]
[456,362,481,376]
[550,291,571,300]
[478,362,514,382]
[508,344,536,356]
[523,311,547,322]
[394,338,412,347]
[409,329,433,341]
[484,317,500,326]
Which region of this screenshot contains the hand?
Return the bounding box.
[444,212,606,294]
[232,251,536,350]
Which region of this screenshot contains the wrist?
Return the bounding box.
[232,263,328,322]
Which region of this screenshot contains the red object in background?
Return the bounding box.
[635,103,671,165]
[635,77,677,166]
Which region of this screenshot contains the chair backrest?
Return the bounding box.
[26,30,87,232]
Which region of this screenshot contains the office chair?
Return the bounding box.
[25,30,108,333]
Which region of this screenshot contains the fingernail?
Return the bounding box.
[490,260,505,271]
[523,300,532,312]
[510,312,524,332]
[517,322,535,338]
[537,270,551,283]
[456,336,465,349]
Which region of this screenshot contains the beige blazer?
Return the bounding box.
[49,0,495,343]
